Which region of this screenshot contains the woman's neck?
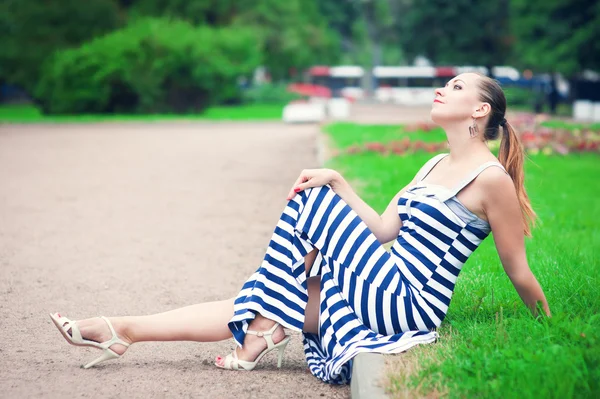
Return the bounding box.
[444,122,491,162]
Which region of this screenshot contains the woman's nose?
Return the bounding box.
[434,87,443,97]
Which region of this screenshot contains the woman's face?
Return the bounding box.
[430,73,486,125]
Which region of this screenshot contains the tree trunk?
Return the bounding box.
[361,1,380,99]
[486,65,495,80]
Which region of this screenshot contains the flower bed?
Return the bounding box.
[509,112,599,155]
[330,113,599,157]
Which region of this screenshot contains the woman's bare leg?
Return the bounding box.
[56,248,321,364]
[119,299,236,343]
[56,297,236,356]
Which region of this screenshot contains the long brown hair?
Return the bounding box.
[476,74,536,236]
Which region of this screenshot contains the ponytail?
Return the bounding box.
[476,73,536,236]
[498,122,536,236]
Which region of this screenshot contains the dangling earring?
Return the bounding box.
[469,117,479,138]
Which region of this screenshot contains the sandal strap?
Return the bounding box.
[98,316,130,348]
[52,314,129,350]
[70,322,83,342]
[246,322,280,349]
[224,352,240,370]
[56,316,84,344]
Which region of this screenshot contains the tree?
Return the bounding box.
[130,0,340,79]
[511,0,600,76]
[397,0,512,72]
[318,0,406,66]
[0,0,122,93]
[318,0,406,94]
[233,0,339,79]
[128,0,238,26]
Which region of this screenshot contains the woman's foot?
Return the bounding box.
[51,313,132,356]
[215,317,287,368]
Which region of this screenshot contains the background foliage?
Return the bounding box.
[397,0,511,73]
[0,0,598,114]
[35,18,261,114]
[0,0,122,94]
[511,0,600,75]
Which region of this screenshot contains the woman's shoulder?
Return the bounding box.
[477,164,514,195]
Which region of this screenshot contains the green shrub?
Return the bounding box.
[242,83,302,104]
[0,0,121,94]
[35,18,262,114]
[128,0,340,80]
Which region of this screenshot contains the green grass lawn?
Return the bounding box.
[511,103,574,118]
[324,123,600,398]
[541,119,600,132]
[0,103,284,123]
[324,123,448,148]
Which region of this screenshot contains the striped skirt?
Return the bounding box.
[228,185,438,384]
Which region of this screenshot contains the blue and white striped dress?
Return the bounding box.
[228,153,506,384]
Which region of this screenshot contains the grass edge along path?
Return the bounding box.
[322,122,600,399]
[0,103,285,123]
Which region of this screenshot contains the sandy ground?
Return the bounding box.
[0,121,350,399]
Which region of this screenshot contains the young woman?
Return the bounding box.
[50,72,551,385]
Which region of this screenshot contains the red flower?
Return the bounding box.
[521,132,536,142]
[346,145,361,154]
[365,142,386,153]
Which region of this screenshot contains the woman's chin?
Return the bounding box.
[429,109,445,125]
[429,108,459,126]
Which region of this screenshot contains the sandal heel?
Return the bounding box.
[277,347,285,368]
[83,349,119,369]
[276,337,290,368]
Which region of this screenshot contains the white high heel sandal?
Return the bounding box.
[49,313,130,369]
[216,322,291,371]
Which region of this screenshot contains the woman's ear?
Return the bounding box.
[472,102,491,119]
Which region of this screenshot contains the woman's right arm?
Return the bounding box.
[288,168,415,244]
[331,173,415,244]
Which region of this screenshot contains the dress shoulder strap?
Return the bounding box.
[451,161,508,196]
[416,153,449,182]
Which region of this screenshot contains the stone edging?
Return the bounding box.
[351,354,389,399]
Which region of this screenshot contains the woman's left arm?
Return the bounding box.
[482,169,551,317]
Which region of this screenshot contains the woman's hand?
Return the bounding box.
[286,169,342,200]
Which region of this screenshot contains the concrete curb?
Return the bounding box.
[315,125,390,399]
[351,353,389,399]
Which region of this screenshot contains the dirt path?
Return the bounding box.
[0,122,349,398]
